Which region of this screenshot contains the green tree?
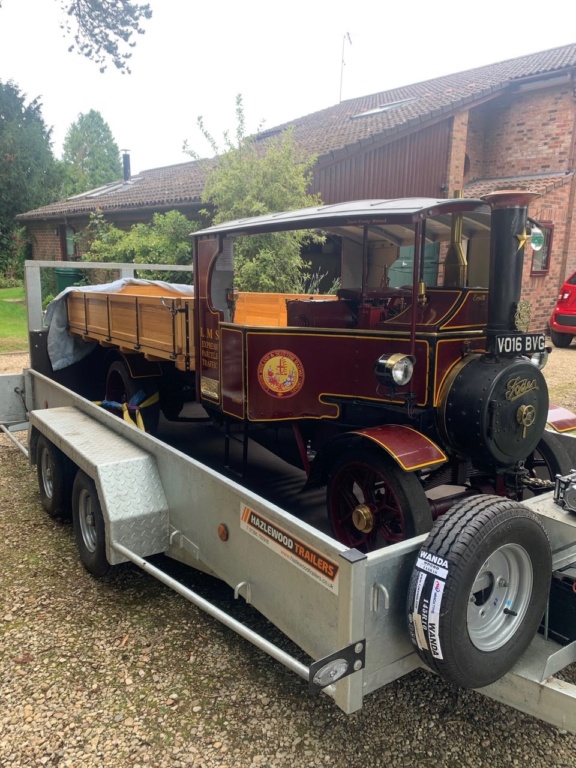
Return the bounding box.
[186,95,322,293]
[0,81,61,275]
[80,209,196,283]
[0,0,152,73]
[62,110,122,195]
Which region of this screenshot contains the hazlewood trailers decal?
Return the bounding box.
[240,505,339,594]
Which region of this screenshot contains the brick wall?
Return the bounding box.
[453,83,576,331]
[522,184,572,330]
[28,222,63,261]
[446,112,469,195]
[465,106,488,183]
[483,86,575,177]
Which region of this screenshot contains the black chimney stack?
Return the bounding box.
[483,190,539,339]
[122,151,131,182]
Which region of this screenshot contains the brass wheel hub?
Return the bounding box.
[352,504,374,533]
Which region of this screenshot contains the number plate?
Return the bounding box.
[493,333,546,356]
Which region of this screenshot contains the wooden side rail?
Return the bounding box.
[67,290,195,371]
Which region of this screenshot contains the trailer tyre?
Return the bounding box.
[36,434,74,520]
[72,470,111,577]
[407,495,551,688]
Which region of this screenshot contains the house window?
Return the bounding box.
[60,225,77,260]
[530,222,553,275]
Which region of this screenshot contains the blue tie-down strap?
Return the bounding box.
[95,390,159,431]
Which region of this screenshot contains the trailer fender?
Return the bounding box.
[310,425,447,487]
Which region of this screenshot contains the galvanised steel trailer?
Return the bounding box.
[2,201,576,730]
[4,361,576,728]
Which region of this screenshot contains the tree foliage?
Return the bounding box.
[62,110,122,195]
[0,0,151,73]
[80,209,196,283]
[186,95,322,293]
[61,0,152,73]
[0,81,61,274]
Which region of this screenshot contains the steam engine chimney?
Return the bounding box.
[122,150,131,182]
[483,190,539,345]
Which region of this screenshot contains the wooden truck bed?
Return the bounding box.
[67,285,195,371]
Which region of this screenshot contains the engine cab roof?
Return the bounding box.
[193,198,492,245]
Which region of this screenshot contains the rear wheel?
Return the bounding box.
[327,449,432,552]
[105,359,160,434]
[407,495,551,688]
[72,470,111,577]
[550,329,573,348]
[36,434,74,520]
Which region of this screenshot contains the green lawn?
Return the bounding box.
[0,286,28,352]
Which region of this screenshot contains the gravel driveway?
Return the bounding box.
[2,348,576,767]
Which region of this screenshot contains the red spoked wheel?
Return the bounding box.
[326,449,432,552]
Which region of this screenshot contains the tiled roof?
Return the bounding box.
[464,171,574,198]
[265,43,576,161]
[18,158,216,221]
[19,43,576,221]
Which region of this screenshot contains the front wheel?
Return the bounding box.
[525,431,572,483]
[407,495,551,688]
[327,449,432,552]
[550,329,573,348]
[72,470,111,577]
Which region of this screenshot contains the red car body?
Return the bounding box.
[550,271,576,347]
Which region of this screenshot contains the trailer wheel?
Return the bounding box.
[407,495,551,688]
[72,470,111,577]
[36,434,74,520]
[327,449,432,552]
[106,359,160,434]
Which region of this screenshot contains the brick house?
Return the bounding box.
[18,43,576,329]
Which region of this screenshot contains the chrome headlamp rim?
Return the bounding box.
[374,352,416,387]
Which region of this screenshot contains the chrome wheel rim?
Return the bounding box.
[467,543,532,651]
[78,488,97,553]
[40,448,53,499]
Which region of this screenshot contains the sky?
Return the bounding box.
[0,0,575,175]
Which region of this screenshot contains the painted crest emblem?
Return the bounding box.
[258,350,304,398]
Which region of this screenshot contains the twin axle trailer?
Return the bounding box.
[4,193,576,730]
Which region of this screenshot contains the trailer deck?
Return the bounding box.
[3,364,576,730]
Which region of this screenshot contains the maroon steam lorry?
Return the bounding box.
[56,190,573,554]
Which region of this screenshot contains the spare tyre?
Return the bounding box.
[406,495,551,688]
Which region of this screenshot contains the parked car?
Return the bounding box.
[550,270,576,347]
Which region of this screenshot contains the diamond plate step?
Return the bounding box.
[30,407,169,563]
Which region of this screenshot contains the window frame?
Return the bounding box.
[530,221,553,275]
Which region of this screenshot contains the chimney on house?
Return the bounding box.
[122,150,131,182]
